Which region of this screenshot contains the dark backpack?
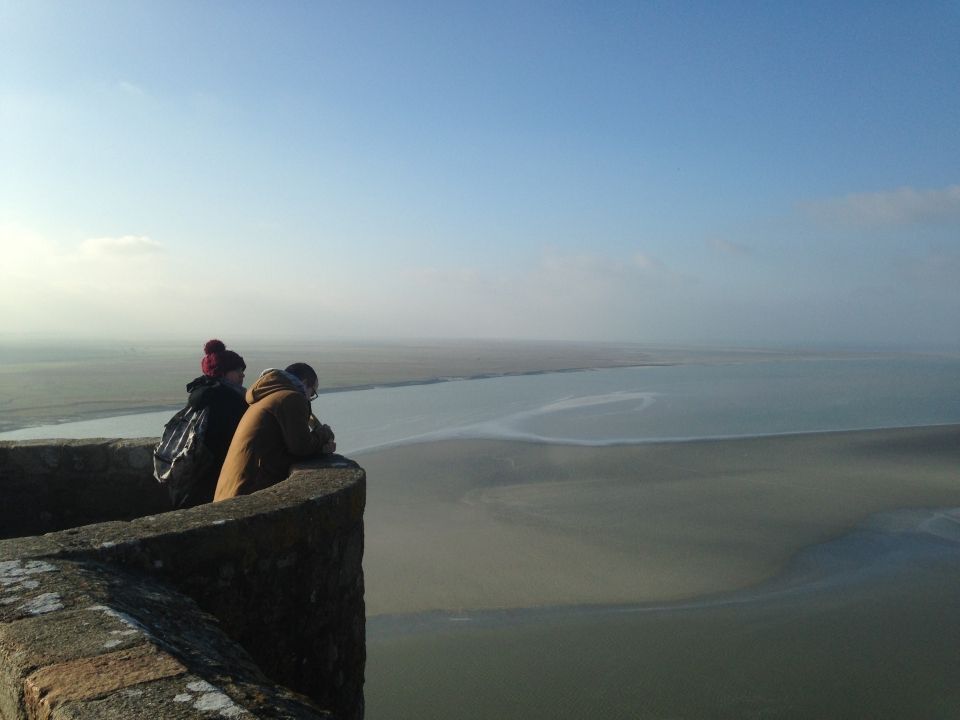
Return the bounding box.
[153,404,216,508]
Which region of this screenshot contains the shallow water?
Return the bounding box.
[4,356,960,449]
[366,553,960,720]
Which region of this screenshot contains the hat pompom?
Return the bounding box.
[204,339,226,355]
[201,339,245,378]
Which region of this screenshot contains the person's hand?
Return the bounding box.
[313,422,336,452]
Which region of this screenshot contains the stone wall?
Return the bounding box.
[0,440,168,540]
[0,440,365,720]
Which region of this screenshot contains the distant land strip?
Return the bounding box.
[314,362,677,395]
[0,363,670,433]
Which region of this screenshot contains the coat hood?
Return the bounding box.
[245,369,304,405]
[186,375,218,394]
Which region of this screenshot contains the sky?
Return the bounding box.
[1,1,958,349]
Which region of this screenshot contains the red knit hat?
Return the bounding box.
[201,339,246,378]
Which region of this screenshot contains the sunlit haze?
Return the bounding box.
[1,2,958,348]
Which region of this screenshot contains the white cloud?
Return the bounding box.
[0,224,52,275]
[801,184,960,227]
[2,226,955,348]
[0,226,179,335]
[318,248,681,341]
[80,235,163,258]
[332,243,957,346]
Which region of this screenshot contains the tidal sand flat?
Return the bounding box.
[359,426,960,718]
[359,425,960,615]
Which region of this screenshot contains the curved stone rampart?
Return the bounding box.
[0,439,167,540]
[0,440,365,720]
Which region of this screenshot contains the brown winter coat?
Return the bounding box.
[213,370,322,501]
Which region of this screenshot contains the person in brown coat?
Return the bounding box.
[213,362,336,501]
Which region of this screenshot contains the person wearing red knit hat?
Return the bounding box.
[175,339,249,507]
[200,339,246,380]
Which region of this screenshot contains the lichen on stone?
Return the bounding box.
[18,592,63,615]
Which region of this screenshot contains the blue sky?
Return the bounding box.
[2,1,958,348]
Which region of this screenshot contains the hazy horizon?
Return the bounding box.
[2,3,958,348]
[2,333,957,356]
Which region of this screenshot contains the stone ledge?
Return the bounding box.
[0,442,364,720]
[0,559,329,719]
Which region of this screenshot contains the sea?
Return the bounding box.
[5,354,960,718]
[3,355,960,446]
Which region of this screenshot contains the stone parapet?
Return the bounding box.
[0,440,365,720]
[0,559,330,719]
[0,439,168,540]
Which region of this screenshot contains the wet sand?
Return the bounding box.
[357,425,960,616]
[366,553,960,719]
[359,425,960,718]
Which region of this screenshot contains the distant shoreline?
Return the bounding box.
[0,403,183,435]
[0,362,673,434]
[4,353,957,441]
[314,361,677,395]
[4,339,911,434]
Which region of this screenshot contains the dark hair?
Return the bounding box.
[284,362,318,388]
